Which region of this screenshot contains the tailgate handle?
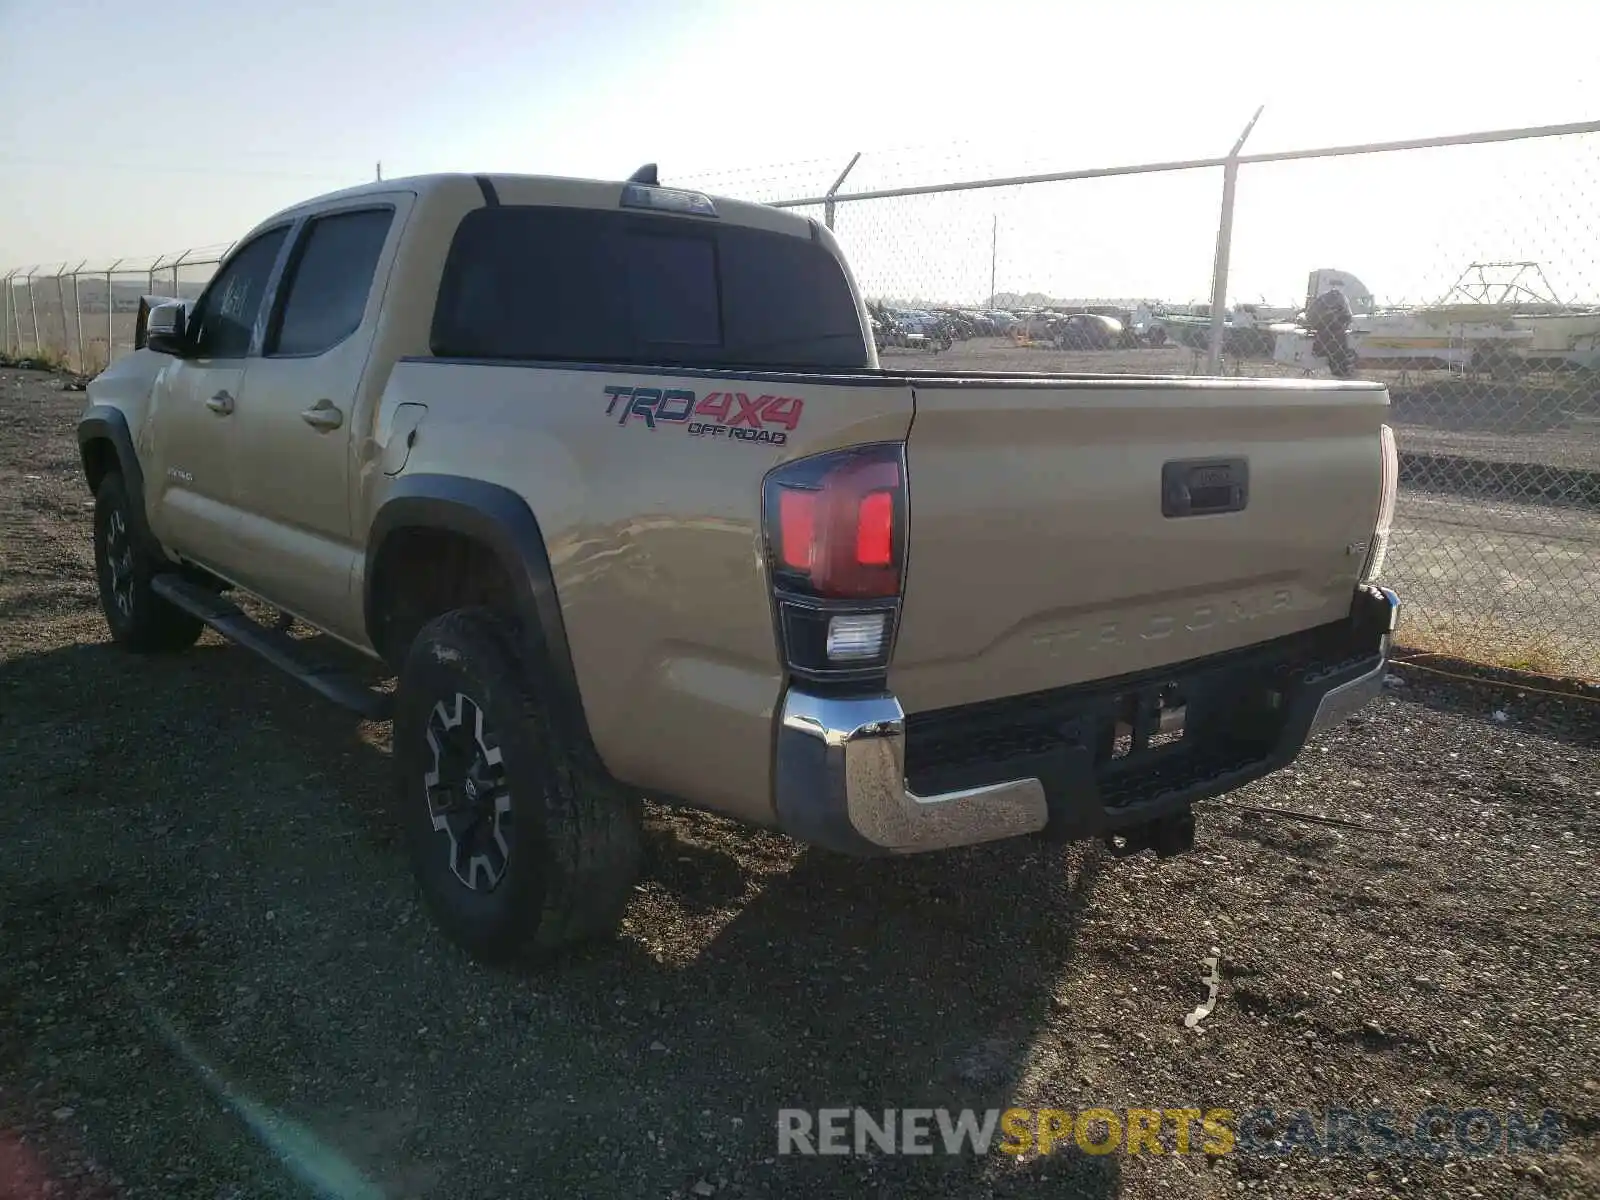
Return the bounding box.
[1162,458,1248,518]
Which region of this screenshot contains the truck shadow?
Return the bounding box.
[616,838,1120,1196]
[0,636,1123,1198]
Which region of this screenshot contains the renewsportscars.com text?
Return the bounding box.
[776,1107,1566,1159]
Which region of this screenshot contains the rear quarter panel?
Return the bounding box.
[379,360,913,824]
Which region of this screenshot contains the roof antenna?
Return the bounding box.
[626,163,659,186]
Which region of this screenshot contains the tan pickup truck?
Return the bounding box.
[77,167,1400,961]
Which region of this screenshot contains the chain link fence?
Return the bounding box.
[2,245,230,375]
[685,121,1600,679]
[5,121,1598,678]
[1222,134,1600,679]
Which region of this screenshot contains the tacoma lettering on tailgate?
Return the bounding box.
[1032,587,1296,656]
[603,385,803,446]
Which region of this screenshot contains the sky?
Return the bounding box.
[1,0,1596,307]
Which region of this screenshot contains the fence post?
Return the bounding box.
[6,271,19,358]
[171,247,189,297]
[824,152,862,231]
[71,262,86,373]
[2,270,12,357]
[106,260,121,363]
[54,268,71,362]
[26,269,41,355]
[1206,106,1264,376]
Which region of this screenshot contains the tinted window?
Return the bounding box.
[270,209,393,357]
[430,206,867,369]
[189,228,288,359]
[626,231,719,347]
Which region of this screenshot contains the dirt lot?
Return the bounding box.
[2,367,1599,1199]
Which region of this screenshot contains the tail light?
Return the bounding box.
[762,443,906,685]
[1361,423,1398,583]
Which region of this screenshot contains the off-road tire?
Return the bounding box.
[393,607,642,963]
[92,471,204,653]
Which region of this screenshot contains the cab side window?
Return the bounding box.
[268,209,394,358]
[188,228,289,359]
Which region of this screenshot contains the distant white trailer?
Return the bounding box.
[1275,263,1600,374]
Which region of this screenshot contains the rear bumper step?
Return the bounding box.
[150,575,392,720]
[774,585,1398,856]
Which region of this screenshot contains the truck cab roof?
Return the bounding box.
[268,171,818,241]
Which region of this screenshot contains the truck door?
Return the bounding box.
[224,200,407,641]
[144,226,290,569]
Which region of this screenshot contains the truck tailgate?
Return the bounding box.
[890,378,1389,714]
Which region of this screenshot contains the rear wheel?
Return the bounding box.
[393,607,643,962]
[92,471,203,653]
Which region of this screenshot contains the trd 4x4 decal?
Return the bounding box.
[603,385,803,446]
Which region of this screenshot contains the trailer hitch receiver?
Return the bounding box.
[1104,808,1196,859]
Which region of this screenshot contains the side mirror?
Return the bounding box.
[133,296,166,350]
[144,301,189,357]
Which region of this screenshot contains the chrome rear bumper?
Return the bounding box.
[1307,585,1399,735]
[774,691,1048,855]
[1309,633,1392,736]
[773,586,1398,857]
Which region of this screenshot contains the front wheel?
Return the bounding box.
[392,608,643,962]
[92,471,203,653]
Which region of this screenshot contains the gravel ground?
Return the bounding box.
[2,367,1599,1199]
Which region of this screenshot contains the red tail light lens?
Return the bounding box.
[763,445,904,599]
[855,491,894,567]
[778,490,816,571]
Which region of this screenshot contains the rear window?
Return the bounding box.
[430,206,869,370]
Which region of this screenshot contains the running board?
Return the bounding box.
[150,575,392,720]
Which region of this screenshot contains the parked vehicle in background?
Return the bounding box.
[1129,303,1169,346]
[867,302,923,350]
[1011,310,1060,344]
[869,312,888,352]
[77,168,1400,963]
[918,311,956,352]
[1053,312,1124,351]
[887,314,927,350]
[958,310,997,337]
[932,309,979,340]
[884,310,950,352]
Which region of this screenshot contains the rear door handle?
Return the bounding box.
[205,390,234,415]
[300,399,344,432]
